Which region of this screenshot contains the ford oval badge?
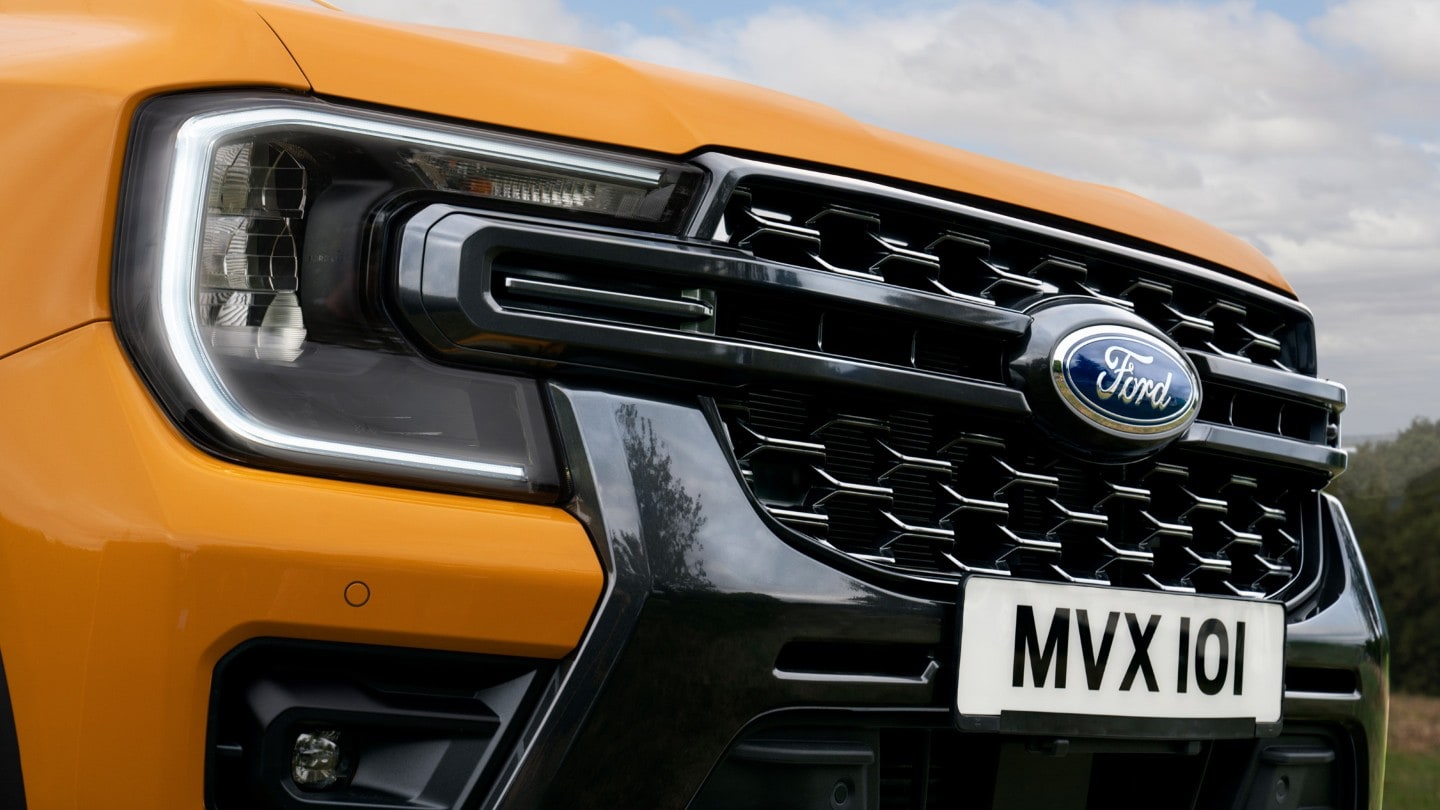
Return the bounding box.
[1051,325,1200,438]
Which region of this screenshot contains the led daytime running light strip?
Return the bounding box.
[161,106,660,483]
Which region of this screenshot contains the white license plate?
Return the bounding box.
[955,577,1284,734]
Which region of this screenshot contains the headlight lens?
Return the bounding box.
[114,93,703,498]
[201,140,308,363]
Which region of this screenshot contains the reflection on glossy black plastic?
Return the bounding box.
[615,403,710,591]
[483,389,1388,810]
[486,388,945,809]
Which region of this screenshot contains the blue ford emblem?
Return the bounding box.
[1051,325,1200,437]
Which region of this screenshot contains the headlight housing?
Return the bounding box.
[114,93,702,499]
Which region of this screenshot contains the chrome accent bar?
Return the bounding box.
[502,276,714,321]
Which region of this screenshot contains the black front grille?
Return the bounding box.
[421,158,1340,603]
[696,163,1341,602]
[718,386,1316,598]
[720,180,1314,375]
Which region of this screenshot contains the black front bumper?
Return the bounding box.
[480,385,1387,810]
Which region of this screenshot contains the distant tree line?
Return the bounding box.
[1327,418,1440,695]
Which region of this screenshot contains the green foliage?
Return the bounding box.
[1331,418,1440,502]
[1328,418,1440,695]
[1384,751,1440,810]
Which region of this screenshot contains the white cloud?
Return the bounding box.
[1315,0,1440,84]
[627,3,1348,148]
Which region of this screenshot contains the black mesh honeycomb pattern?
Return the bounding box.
[720,181,1314,375]
[718,387,1314,598]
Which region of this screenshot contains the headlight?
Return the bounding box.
[114,93,702,499]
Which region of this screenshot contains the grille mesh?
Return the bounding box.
[719,388,1311,598]
[707,173,1332,600]
[721,182,1312,375]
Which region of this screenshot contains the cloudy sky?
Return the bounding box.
[339,0,1439,438]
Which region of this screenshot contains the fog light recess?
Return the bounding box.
[206,639,551,810]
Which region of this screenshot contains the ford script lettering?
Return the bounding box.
[1051,325,1200,437]
[1094,346,1173,410]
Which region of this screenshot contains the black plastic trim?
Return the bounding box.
[1178,423,1348,476]
[484,387,948,809]
[1284,666,1360,696]
[0,650,26,810]
[730,740,876,766]
[983,712,1259,740]
[394,206,1030,414]
[392,206,1349,475]
[478,385,657,810]
[205,639,550,810]
[1190,352,1347,412]
[1261,745,1336,765]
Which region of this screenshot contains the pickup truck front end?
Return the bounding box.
[0,2,1386,808]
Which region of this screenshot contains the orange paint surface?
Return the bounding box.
[0,324,603,807]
